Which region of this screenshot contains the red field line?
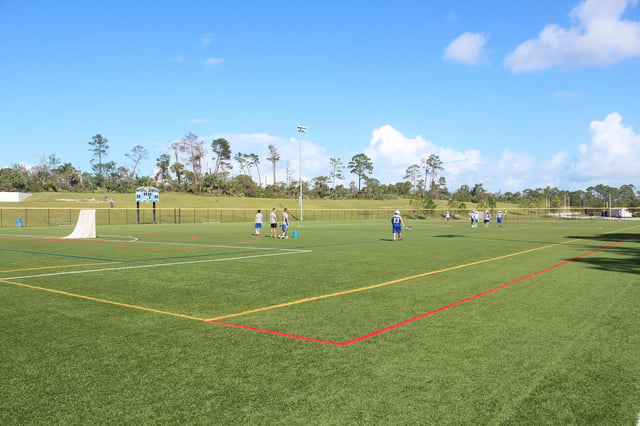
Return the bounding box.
[211,233,640,346]
[211,321,346,346]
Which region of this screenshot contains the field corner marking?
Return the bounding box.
[209,320,346,346]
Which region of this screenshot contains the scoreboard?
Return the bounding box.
[135,186,159,203]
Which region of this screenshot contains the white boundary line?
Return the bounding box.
[0,233,62,239]
[0,232,299,251]
[0,233,141,242]
[3,249,311,281]
[107,239,293,250]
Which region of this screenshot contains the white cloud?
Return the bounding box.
[364,125,486,189]
[487,149,537,191]
[545,151,568,169]
[569,112,640,181]
[444,32,489,65]
[202,132,329,185]
[505,0,640,72]
[495,149,537,174]
[472,149,573,192]
[366,125,431,166]
[158,116,638,192]
[204,57,224,67]
[310,115,638,191]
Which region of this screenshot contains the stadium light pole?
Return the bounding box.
[297,125,307,221]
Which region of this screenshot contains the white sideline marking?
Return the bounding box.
[3,249,311,281]
[108,238,288,250]
[0,233,61,239]
[0,233,139,241]
[0,233,298,251]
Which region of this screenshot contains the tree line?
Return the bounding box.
[0,133,638,210]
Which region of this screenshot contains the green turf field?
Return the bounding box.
[1,217,639,424]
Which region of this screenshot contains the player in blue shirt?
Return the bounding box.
[391,210,404,240]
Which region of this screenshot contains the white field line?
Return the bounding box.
[0,233,302,251]
[3,248,311,281]
[105,238,295,250]
[95,235,139,242]
[0,233,66,239]
[0,233,140,242]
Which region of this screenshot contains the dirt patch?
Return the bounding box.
[55,198,100,202]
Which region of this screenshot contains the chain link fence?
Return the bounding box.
[1,207,635,228]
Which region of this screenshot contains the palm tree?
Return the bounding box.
[267,144,280,185]
[211,138,231,176]
[404,164,421,193]
[329,157,344,190]
[170,162,185,189]
[248,153,261,186]
[155,154,171,186]
[426,154,443,195]
[348,153,373,191]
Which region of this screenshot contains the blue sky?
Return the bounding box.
[1,0,640,193]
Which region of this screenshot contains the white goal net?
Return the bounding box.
[62,209,97,239]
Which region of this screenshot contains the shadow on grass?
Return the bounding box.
[567,233,640,244]
[567,233,640,275]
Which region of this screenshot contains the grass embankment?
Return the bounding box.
[1,191,516,211]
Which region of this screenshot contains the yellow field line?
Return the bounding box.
[0,279,208,323]
[206,238,579,321]
[0,262,120,273]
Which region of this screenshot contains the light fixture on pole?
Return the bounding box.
[296,125,307,221]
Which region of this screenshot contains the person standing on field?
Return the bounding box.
[391,209,404,240]
[279,207,290,239]
[269,208,278,238]
[254,209,263,236]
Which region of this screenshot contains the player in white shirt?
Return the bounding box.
[269,208,278,238]
[254,209,264,235]
[471,210,479,228]
[279,208,290,239]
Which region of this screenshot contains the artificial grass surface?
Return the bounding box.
[1,218,639,424]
